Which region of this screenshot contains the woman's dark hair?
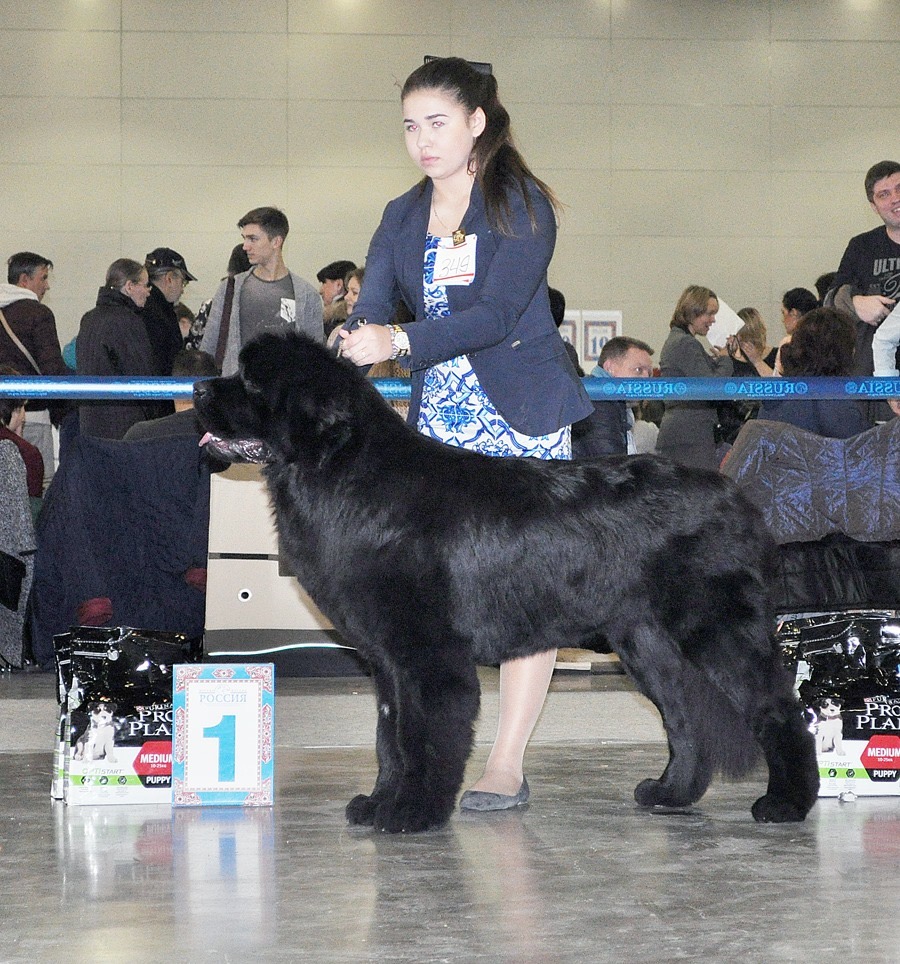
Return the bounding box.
[782,287,818,316]
[670,285,717,332]
[0,364,26,425]
[779,307,856,376]
[401,57,558,234]
[227,243,251,277]
[174,302,195,324]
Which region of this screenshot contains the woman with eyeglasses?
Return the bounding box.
[76,258,162,439]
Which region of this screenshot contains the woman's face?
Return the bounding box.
[782,305,800,334]
[688,298,719,337]
[124,269,151,309]
[402,88,485,185]
[8,404,25,436]
[345,275,361,313]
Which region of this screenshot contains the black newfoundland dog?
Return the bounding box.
[194,332,818,833]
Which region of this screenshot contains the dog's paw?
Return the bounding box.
[751,793,810,824]
[345,793,378,826]
[373,799,450,834]
[633,778,695,809]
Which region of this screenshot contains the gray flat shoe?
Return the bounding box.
[458,777,530,812]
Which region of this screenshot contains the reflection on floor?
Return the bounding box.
[3,743,900,963]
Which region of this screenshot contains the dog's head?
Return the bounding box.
[88,701,116,725]
[816,697,842,720]
[194,332,378,465]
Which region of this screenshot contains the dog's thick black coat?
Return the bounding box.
[194,332,819,833]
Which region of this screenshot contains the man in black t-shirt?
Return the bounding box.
[831,160,900,421]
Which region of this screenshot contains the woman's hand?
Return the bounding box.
[737,336,762,364]
[337,325,393,367]
[724,334,745,360]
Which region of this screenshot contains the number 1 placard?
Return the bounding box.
[172,664,275,807]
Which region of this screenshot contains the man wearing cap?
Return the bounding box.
[317,259,356,334]
[144,247,197,379]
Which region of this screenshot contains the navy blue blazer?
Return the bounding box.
[348,177,591,437]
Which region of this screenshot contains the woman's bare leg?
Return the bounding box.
[466,649,557,796]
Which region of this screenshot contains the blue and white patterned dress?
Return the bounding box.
[416,234,571,460]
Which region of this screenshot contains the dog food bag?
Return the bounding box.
[50,632,74,800]
[778,610,900,797]
[57,627,202,805]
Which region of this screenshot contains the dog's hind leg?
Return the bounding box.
[706,646,819,823]
[346,661,403,827]
[749,693,819,823]
[615,625,716,810]
[373,653,480,834]
[680,634,819,823]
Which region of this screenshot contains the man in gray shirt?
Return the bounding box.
[200,207,323,373]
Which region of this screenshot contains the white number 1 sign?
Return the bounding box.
[172,664,275,806]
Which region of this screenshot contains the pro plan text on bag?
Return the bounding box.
[779,610,900,797]
[53,627,202,805]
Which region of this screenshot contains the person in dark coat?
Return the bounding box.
[573,336,655,458]
[76,258,159,440]
[759,307,870,439]
[141,248,197,423]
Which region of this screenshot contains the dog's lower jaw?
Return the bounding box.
[201,433,274,464]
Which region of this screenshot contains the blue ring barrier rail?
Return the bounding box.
[1,375,900,402]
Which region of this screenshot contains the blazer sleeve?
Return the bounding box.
[347,197,407,329]
[406,185,556,366]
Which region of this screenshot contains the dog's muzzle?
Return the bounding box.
[199,432,274,464]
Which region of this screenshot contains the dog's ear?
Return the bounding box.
[245,332,360,462]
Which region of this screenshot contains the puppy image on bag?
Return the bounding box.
[815,698,844,756]
[73,701,118,763]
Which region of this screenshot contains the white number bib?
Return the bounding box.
[280,297,296,324]
[432,234,477,286]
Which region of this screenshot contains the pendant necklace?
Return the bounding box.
[431,199,466,246]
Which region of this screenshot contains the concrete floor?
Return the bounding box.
[2,669,900,962]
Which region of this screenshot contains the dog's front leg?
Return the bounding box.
[372,654,480,834]
[346,661,401,827]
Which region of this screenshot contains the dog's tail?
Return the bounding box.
[683,666,761,780]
